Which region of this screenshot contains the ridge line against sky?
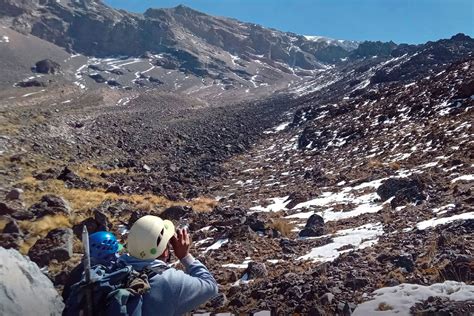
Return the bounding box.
[104,0,474,44]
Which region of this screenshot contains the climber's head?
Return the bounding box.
[127,215,175,260]
[89,231,123,261]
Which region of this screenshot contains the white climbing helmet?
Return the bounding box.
[127,215,175,260]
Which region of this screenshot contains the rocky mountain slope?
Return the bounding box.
[0,1,473,315]
[0,0,363,101]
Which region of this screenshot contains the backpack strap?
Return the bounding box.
[142,265,170,279]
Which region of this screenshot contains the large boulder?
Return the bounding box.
[16,79,47,87]
[299,214,325,237]
[6,188,23,200]
[28,228,73,267]
[29,194,71,218]
[35,59,61,74]
[285,192,308,209]
[245,262,268,280]
[160,205,191,221]
[376,177,426,207]
[0,247,64,315]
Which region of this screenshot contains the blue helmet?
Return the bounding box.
[89,231,122,260]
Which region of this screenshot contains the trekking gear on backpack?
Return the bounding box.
[63,262,169,316]
[82,226,93,316]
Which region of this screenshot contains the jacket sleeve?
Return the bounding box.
[171,254,219,315]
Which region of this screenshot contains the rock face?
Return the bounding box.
[299,214,325,237]
[0,247,64,315]
[0,0,361,75]
[28,228,73,267]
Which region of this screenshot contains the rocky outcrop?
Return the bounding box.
[35,59,61,74]
[28,194,71,218]
[0,0,360,73]
[299,214,325,237]
[0,247,64,315]
[377,177,426,207]
[28,228,73,267]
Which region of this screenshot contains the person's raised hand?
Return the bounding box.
[170,228,191,260]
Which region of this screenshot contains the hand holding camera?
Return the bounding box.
[170,228,191,260]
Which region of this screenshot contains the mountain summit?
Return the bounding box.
[0,0,357,67]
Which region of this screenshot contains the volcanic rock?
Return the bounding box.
[105,184,124,194]
[160,205,191,221]
[89,73,106,83]
[299,214,325,237]
[3,219,22,235]
[29,194,71,217]
[0,233,22,250]
[245,262,268,280]
[392,253,415,273]
[28,228,73,267]
[377,177,426,207]
[6,188,23,200]
[16,79,47,87]
[35,59,61,74]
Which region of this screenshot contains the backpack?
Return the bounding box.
[63,262,169,316]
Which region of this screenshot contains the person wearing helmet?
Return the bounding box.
[118,215,218,315]
[62,231,123,301]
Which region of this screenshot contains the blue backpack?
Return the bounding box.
[63,263,168,316]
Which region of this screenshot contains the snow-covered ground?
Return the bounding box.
[353,281,474,316]
[416,212,474,230]
[298,223,384,262]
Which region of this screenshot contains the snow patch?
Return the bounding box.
[250,196,290,213]
[298,223,383,262]
[416,212,474,230]
[451,175,474,183]
[353,281,474,316]
[203,238,229,253]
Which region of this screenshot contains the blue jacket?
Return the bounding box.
[118,254,218,315]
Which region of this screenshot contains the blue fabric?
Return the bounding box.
[118,254,218,316]
[63,264,142,316]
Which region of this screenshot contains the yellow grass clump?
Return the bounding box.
[377,303,394,311]
[270,218,295,237]
[18,214,74,254]
[189,197,218,212]
[18,177,218,213]
[75,165,130,184]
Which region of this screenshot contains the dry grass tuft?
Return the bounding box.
[270,218,295,237]
[136,201,154,212]
[19,237,39,255]
[0,217,8,231]
[367,159,384,169]
[19,214,73,237]
[189,197,218,212]
[75,165,129,183]
[377,302,394,311]
[417,239,438,266]
[386,269,407,284]
[18,214,74,254]
[388,162,401,170]
[17,177,218,214]
[381,211,392,225]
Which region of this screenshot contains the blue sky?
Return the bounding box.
[104,0,473,44]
